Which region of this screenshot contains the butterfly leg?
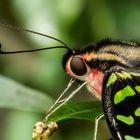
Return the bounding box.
[47,81,87,117]
[93,113,104,140]
[57,98,67,103]
[47,78,75,114]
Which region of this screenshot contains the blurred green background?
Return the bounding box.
[0,0,140,140]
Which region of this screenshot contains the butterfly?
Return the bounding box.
[62,39,140,140]
[1,26,140,139]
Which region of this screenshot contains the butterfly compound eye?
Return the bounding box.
[70,57,87,76]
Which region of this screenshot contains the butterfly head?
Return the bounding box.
[63,49,91,81]
[63,47,104,100]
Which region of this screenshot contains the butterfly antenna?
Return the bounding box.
[0,22,71,54]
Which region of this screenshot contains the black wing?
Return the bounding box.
[102,70,140,140]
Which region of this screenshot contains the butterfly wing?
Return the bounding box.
[102,71,140,140]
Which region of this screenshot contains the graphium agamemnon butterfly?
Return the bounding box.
[62,39,140,140]
[1,26,140,140]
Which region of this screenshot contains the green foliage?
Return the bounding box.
[0,75,102,140]
[32,101,102,140]
[0,75,102,122]
[0,75,54,113]
[47,101,102,122]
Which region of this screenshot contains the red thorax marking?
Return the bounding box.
[87,69,103,94]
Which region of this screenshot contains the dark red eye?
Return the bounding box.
[70,56,87,76]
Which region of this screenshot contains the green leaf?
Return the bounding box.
[47,101,102,122]
[0,75,54,113]
[32,101,102,140]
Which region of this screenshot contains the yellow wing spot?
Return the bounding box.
[117,72,132,79]
[125,135,140,140]
[116,115,134,125]
[135,107,140,116]
[107,73,117,87]
[135,86,140,93]
[114,86,135,104]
